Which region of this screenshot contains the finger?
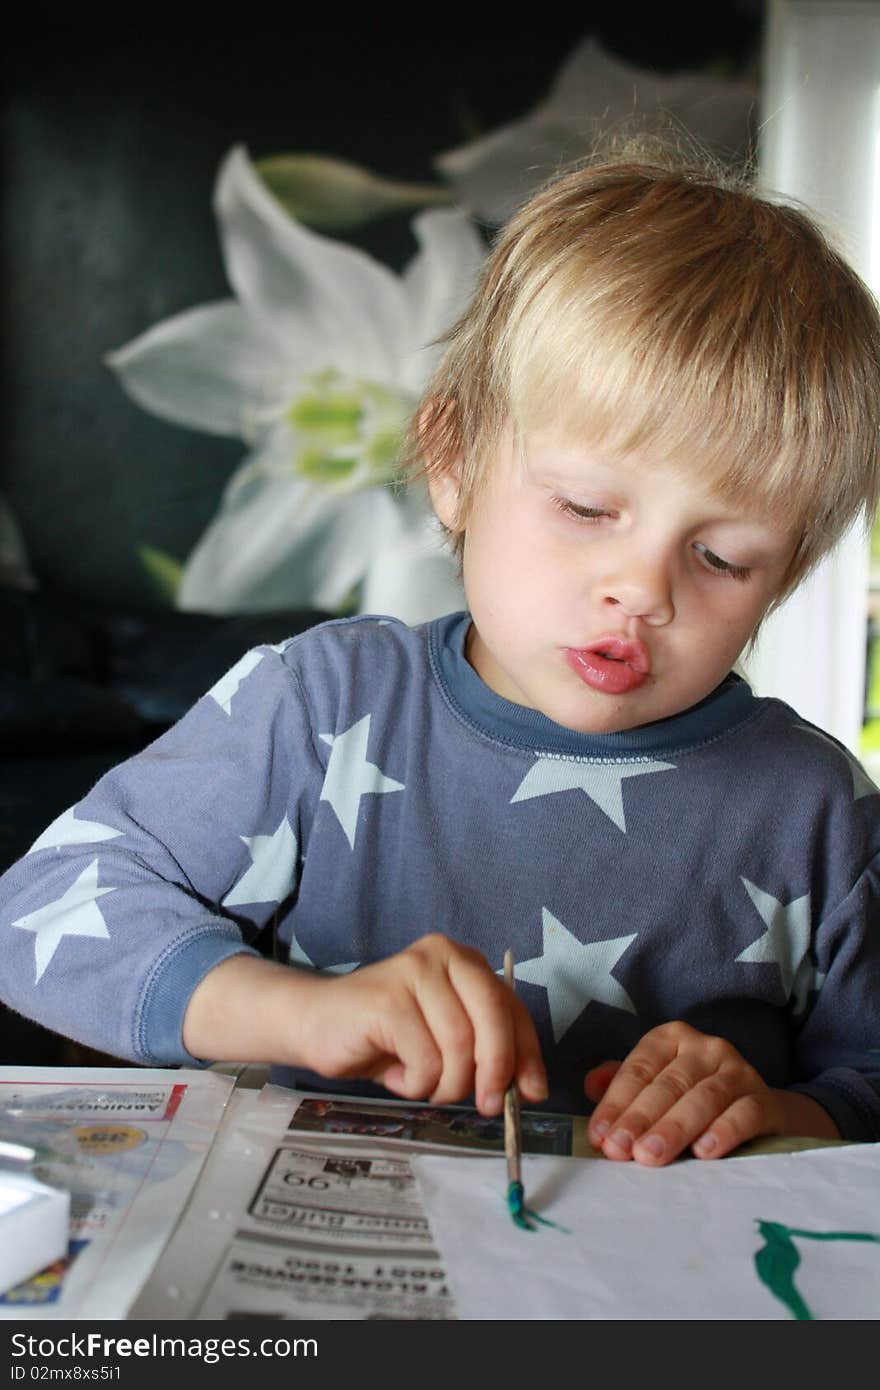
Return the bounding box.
[691,1091,780,1161]
[584,1061,621,1104]
[511,997,549,1105]
[376,999,445,1100]
[602,1052,731,1160]
[445,951,517,1113]
[626,1071,758,1165]
[586,1033,682,1149]
[412,968,479,1105]
[443,947,547,1111]
[368,936,478,1104]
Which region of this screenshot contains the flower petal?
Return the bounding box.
[548,38,756,154]
[256,153,450,232]
[436,115,576,225]
[215,146,410,385]
[397,209,486,393]
[105,301,285,438]
[360,491,465,624]
[177,440,402,613]
[438,37,756,224]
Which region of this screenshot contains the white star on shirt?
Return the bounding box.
[28,808,123,854]
[222,817,298,907]
[12,859,114,983]
[318,714,404,849]
[511,757,675,832]
[736,877,820,1015]
[207,650,264,714]
[288,933,359,974]
[794,724,878,801]
[512,909,637,1042]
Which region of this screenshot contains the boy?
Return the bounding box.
[2,153,879,1168]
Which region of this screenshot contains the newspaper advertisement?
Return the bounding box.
[0,1066,235,1320]
[134,1089,585,1321]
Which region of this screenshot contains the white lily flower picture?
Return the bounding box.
[438,37,757,225]
[107,145,485,622]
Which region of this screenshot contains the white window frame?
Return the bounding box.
[744,0,880,755]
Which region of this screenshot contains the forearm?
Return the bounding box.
[182,955,322,1066]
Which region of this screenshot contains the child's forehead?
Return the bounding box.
[521,426,706,484]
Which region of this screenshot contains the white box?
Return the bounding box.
[0,1170,70,1294]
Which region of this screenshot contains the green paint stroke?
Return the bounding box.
[754,1220,880,1320]
[505,1181,569,1234]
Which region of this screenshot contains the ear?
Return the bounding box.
[426,460,463,532]
[419,397,465,534]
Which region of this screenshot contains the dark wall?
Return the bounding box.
[2,1,763,611]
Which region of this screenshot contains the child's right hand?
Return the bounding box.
[296,933,548,1115]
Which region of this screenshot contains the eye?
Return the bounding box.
[693,541,751,582]
[552,496,613,522]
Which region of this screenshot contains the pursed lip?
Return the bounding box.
[582,633,651,675]
[564,633,651,695]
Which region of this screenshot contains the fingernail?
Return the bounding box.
[694,1131,718,1156]
[591,1120,610,1141]
[637,1134,665,1159]
[527,1071,548,1100]
[483,1091,503,1113]
[607,1128,633,1154]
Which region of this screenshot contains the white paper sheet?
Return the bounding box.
[412,1144,880,1320]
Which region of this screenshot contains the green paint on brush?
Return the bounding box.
[506,1180,532,1231]
[505,1181,569,1234]
[754,1220,880,1320]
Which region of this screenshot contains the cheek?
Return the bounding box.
[713,598,768,656]
[465,502,529,572]
[701,570,773,622]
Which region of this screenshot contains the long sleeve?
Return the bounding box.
[787,850,880,1140]
[0,641,321,1064]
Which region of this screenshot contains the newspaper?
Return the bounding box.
[0,1066,235,1319]
[134,1089,586,1321]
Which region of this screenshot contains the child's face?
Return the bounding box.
[429,428,796,735]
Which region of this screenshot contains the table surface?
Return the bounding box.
[0,1063,852,1319]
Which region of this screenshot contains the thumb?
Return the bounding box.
[584,1060,621,1103]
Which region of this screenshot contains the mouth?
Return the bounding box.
[564,635,651,695]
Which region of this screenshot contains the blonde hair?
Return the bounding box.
[405,147,880,595]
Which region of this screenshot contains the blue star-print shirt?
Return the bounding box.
[1,613,879,1138]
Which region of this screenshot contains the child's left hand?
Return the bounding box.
[584,1020,838,1165]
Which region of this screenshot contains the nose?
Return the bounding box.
[599,552,675,626]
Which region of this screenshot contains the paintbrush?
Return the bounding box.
[503,948,528,1226]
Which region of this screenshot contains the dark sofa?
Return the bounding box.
[0,586,329,1064]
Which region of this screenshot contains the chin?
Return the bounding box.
[549,701,633,736]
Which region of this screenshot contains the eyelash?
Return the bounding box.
[693,543,751,583]
[551,497,753,582]
[552,497,610,523]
